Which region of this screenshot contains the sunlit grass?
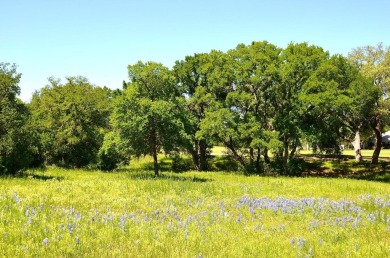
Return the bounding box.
[211,146,228,155]
[342,149,390,158]
[213,146,390,159]
[299,149,390,158]
[1,160,390,257]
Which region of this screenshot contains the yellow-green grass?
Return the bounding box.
[1,163,390,257]
[211,146,229,156]
[342,149,390,158]
[299,149,390,158]
[213,146,390,159]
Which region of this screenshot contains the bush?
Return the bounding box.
[287,158,307,176]
[97,132,127,171]
[171,155,193,172]
[209,156,240,171]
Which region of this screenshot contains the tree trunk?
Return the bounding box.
[152,145,159,176]
[352,130,363,162]
[256,148,261,173]
[371,116,382,164]
[249,147,254,168]
[199,139,208,171]
[151,126,159,176]
[263,148,270,164]
[283,136,289,174]
[192,140,200,170]
[224,137,247,170]
[290,145,296,158]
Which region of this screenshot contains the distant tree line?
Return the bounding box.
[1,41,389,176]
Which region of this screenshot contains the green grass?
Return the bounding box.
[298,149,390,158]
[1,160,390,257]
[213,146,390,159]
[211,146,229,155]
[342,149,390,158]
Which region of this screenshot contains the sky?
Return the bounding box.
[1,0,390,102]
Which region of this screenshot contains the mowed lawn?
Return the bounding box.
[1,160,390,258]
[342,149,390,158]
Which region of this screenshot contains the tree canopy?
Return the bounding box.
[0,63,38,174]
[111,62,187,176]
[2,41,387,175]
[29,76,111,168]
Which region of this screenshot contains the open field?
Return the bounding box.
[1,158,390,257]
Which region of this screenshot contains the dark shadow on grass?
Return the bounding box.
[0,171,64,181]
[128,172,213,183]
[300,153,390,183]
[28,174,65,181]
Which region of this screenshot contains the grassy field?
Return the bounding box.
[298,149,390,159]
[212,146,390,159]
[1,157,390,257]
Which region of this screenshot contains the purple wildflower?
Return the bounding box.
[42,238,49,246]
[13,194,21,203]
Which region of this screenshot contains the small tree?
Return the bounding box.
[111,61,186,176]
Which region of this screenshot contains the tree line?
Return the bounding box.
[1,41,389,176]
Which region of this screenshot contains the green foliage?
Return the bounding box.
[301,55,380,152]
[111,62,188,175]
[0,63,38,174]
[97,131,128,171]
[173,54,219,174]
[348,43,390,163]
[29,76,111,168]
[208,155,241,171]
[3,41,385,175]
[170,154,193,172]
[271,43,329,173]
[194,42,284,173]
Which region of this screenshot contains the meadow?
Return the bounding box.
[1,156,390,257]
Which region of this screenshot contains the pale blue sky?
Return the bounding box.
[2,0,389,101]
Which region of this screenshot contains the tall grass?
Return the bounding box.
[1,163,390,257]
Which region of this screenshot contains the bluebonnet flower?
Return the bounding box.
[120,214,126,231]
[13,193,21,203]
[74,213,82,221]
[68,223,74,234]
[298,238,306,248]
